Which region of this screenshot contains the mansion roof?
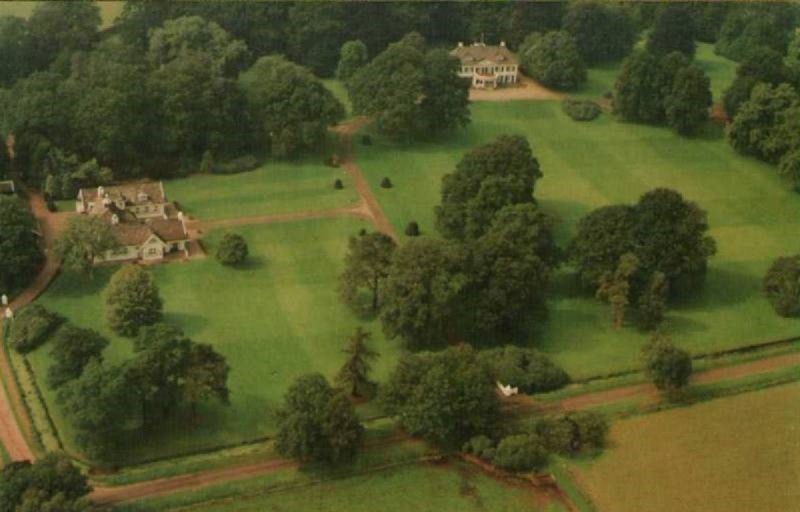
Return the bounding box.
[450,43,518,65]
[79,181,166,206]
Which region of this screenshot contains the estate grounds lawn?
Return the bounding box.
[28,217,402,462]
[570,382,800,512]
[164,158,358,221]
[357,99,800,379]
[182,461,564,512]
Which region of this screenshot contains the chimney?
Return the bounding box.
[500,41,506,47]
[458,41,464,47]
[178,211,187,235]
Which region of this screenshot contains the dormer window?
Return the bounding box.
[138,192,149,202]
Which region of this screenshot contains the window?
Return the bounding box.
[148,248,158,256]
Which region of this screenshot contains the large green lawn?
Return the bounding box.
[29,217,402,461]
[164,159,358,221]
[356,100,800,379]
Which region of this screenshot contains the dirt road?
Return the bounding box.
[469,77,565,102]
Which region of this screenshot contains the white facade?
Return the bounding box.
[452,42,519,89]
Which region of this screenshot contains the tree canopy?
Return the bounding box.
[0,455,91,512]
[518,31,587,91]
[47,324,109,389]
[336,40,368,81]
[0,195,44,293]
[241,55,344,158]
[665,65,712,135]
[563,1,637,65]
[728,83,799,164]
[642,334,692,397]
[763,255,800,317]
[646,5,696,58]
[105,265,163,337]
[339,231,397,314]
[54,215,119,278]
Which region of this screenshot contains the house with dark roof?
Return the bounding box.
[450,41,519,89]
[75,182,189,263]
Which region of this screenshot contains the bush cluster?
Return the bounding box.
[216,233,249,266]
[562,99,602,121]
[532,411,609,454]
[763,255,800,317]
[479,346,569,393]
[9,305,64,354]
[463,433,549,472]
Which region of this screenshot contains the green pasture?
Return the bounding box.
[571,382,800,512]
[322,79,353,118]
[164,159,358,221]
[356,98,800,379]
[28,217,402,462]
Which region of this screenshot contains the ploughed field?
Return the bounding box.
[569,382,800,512]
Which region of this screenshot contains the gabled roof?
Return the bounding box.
[450,43,518,66]
[79,181,166,206]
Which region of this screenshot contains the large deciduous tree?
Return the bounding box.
[613,51,689,125]
[596,252,639,329]
[728,83,800,164]
[436,135,542,241]
[646,5,696,58]
[763,255,800,317]
[381,346,498,448]
[336,40,368,81]
[104,265,163,337]
[27,1,101,71]
[47,324,109,389]
[241,55,344,158]
[0,196,44,293]
[563,1,637,65]
[339,232,397,314]
[349,35,470,141]
[722,47,790,118]
[183,342,230,422]
[642,333,692,399]
[276,373,363,463]
[665,65,712,135]
[54,215,119,279]
[0,454,91,512]
[518,31,587,91]
[380,238,466,349]
[0,16,37,88]
[336,327,379,398]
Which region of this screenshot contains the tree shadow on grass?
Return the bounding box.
[162,311,210,338]
[671,263,762,312]
[234,254,268,271]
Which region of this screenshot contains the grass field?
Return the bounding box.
[322,79,353,118]
[356,98,800,379]
[164,159,358,221]
[28,217,403,462]
[570,382,800,512]
[0,1,123,28]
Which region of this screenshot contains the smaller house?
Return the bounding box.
[451,41,519,89]
[76,182,190,263]
[0,180,15,195]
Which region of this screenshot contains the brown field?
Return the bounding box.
[571,382,800,512]
[0,1,123,28]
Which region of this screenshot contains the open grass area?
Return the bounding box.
[570,382,800,512]
[28,217,403,462]
[0,1,123,28]
[322,79,353,118]
[164,159,358,221]
[357,99,800,379]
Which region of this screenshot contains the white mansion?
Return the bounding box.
[75,182,189,263]
[451,41,519,89]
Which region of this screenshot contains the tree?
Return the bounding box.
[380,237,466,349]
[57,360,134,461]
[642,333,692,398]
[0,16,37,88]
[568,204,636,288]
[478,346,569,394]
[779,149,800,192]
[105,265,163,337]
[596,252,639,329]
[183,343,230,422]
[54,215,119,278]
[0,195,44,293]
[0,454,91,512]
[635,272,669,330]
[518,31,587,91]
[728,83,799,163]
[216,232,249,266]
[763,255,800,317]
[276,373,363,463]
[336,327,379,398]
[241,55,344,158]
[646,5,696,58]
[147,16,249,76]
[563,1,637,65]
[788,29,800,83]
[349,36,470,141]
[492,434,549,472]
[47,324,109,389]
[461,204,559,343]
[614,51,688,124]
[336,40,368,81]
[27,1,101,70]
[715,8,797,62]
[665,65,712,135]
[286,2,349,77]
[436,135,542,241]
[381,346,499,448]
[722,47,789,118]
[339,232,397,314]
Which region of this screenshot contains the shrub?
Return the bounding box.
[404,221,420,237]
[534,411,609,455]
[334,179,344,190]
[462,435,496,461]
[562,99,601,121]
[380,177,393,188]
[362,135,372,145]
[216,233,249,266]
[642,334,692,397]
[9,305,64,353]
[763,255,800,317]
[212,155,259,174]
[479,346,569,393]
[324,154,341,167]
[493,434,549,472]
